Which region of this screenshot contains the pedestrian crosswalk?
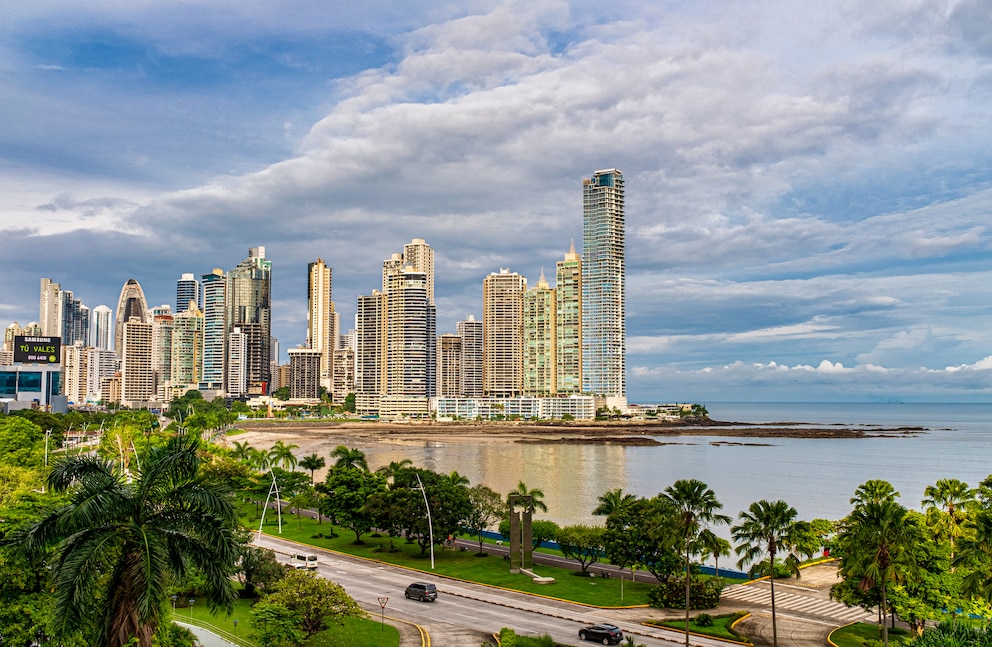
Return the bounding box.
[722,583,876,624]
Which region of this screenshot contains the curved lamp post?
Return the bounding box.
[414,473,434,570]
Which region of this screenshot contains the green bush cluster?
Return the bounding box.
[647,575,724,609]
[694,613,714,627]
[910,621,992,646]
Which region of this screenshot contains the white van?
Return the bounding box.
[292,553,318,570]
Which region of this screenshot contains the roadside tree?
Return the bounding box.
[732,499,801,647]
[465,484,507,554]
[603,497,680,582]
[660,479,730,647]
[556,525,606,574]
[266,569,365,638]
[317,467,388,543]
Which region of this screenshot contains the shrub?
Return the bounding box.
[695,613,713,627]
[647,575,724,609]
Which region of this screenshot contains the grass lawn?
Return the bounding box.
[652,612,749,643]
[178,594,399,647]
[240,502,657,607]
[828,622,913,647]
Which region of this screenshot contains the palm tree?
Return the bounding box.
[299,453,326,484]
[954,509,992,601]
[376,458,414,481]
[732,499,799,647]
[850,480,899,507]
[445,470,471,487]
[230,440,253,462]
[330,445,369,471]
[922,478,974,560]
[507,481,548,513]
[835,499,917,647]
[593,488,637,516]
[2,433,240,647]
[698,529,732,580]
[268,440,299,471]
[660,479,731,647]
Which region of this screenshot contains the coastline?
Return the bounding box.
[228,418,927,451]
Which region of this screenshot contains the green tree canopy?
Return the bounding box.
[266,569,365,637]
[2,433,242,647]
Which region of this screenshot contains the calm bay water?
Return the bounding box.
[346,402,992,532]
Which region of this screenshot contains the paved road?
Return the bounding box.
[255,525,873,647]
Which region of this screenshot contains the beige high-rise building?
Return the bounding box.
[556,242,582,393]
[384,269,434,397]
[483,268,526,397]
[355,291,385,397]
[437,334,463,397]
[381,253,405,293]
[39,278,61,337]
[403,238,435,304]
[523,270,556,395]
[62,342,90,404]
[151,312,174,395]
[4,322,23,352]
[307,258,335,392]
[120,318,154,406]
[456,315,483,397]
[331,347,355,400]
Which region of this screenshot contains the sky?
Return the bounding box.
[1,0,991,404]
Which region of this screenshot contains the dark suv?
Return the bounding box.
[404,582,437,602]
[578,623,623,644]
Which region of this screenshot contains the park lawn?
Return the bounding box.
[240,503,656,607]
[306,615,401,647]
[828,622,912,647]
[180,593,399,647]
[652,613,750,643]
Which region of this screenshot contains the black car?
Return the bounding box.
[578,623,623,645]
[404,582,437,602]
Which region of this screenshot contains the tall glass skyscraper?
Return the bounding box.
[200,268,227,390]
[176,273,201,312]
[226,247,272,393]
[581,169,626,407]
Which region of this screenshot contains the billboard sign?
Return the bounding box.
[13,335,62,364]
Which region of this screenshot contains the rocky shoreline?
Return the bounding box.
[232,417,927,448]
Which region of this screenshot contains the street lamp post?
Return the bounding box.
[171,594,177,613]
[188,598,195,622]
[414,473,434,569]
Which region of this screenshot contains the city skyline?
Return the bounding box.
[2,2,991,403]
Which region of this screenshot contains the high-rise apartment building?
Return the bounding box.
[170,303,203,393]
[226,247,272,393]
[307,258,335,393]
[91,305,112,350]
[384,269,435,397]
[355,292,384,397]
[85,348,118,403]
[403,238,435,304]
[114,279,150,357]
[39,278,61,337]
[555,242,582,394]
[331,347,355,399]
[437,334,463,398]
[176,273,201,312]
[120,318,154,406]
[456,315,484,397]
[62,342,89,404]
[582,168,626,407]
[227,327,248,396]
[523,270,556,395]
[60,291,89,346]
[288,347,321,400]
[483,268,526,397]
[200,269,227,390]
[151,312,174,398]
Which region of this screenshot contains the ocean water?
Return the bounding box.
[356,402,992,533]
